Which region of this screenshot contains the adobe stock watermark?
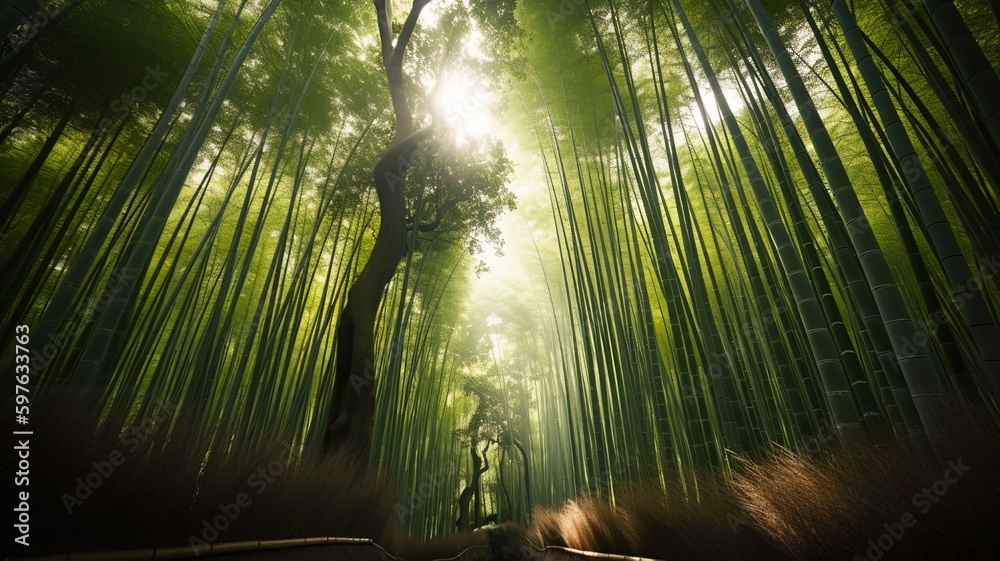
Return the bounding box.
[887,0,927,31]
[219,310,261,343]
[188,440,294,550]
[31,268,138,374]
[828,123,962,241]
[5,0,70,54]
[84,65,169,150]
[544,0,585,25]
[380,130,437,195]
[60,398,178,514]
[851,458,970,561]
[350,358,379,394]
[700,7,739,43]
[395,463,455,523]
[589,451,640,496]
[845,122,964,241]
[887,253,1000,373]
[437,75,491,146]
[349,337,406,394]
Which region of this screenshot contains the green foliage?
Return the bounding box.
[409,136,516,255]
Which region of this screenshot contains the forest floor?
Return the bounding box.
[7,395,1000,561]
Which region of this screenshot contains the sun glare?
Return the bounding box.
[434,71,496,147]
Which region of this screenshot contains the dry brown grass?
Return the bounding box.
[12,391,1000,561]
[10,391,402,556]
[528,404,1000,560]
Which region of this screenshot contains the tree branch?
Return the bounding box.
[407,195,467,232]
[390,0,431,71]
[372,0,394,70]
[374,0,432,144]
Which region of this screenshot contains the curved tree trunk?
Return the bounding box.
[324,0,433,459]
[457,442,489,531]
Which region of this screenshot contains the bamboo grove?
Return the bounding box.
[1,0,999,540]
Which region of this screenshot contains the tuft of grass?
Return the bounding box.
[529,476,781,560]
[529,403,1000,560]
